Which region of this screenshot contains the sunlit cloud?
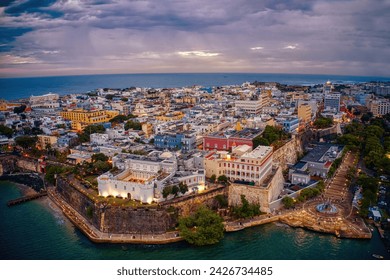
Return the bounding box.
[250,47,264,50]
[0,54,41,64]
[177,51,220,57]
[284,45,298,50]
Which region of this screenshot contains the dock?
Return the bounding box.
[7,190,47,207]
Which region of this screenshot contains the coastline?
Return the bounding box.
[2,179,373,245]
[47,188,183,245]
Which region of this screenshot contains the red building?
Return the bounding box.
[203,128,262,151]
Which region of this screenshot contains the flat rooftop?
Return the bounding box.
[206,128,262,139]
[301,144,343,163]
[242,145,272,160]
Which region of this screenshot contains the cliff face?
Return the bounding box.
[56,176,177,234]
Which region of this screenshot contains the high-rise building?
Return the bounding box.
[324,93,341,113]
[298,104,312,123]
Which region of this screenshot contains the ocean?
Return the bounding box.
[1,181,389,260]
[0,73,389,101]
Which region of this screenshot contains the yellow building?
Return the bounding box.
[142,123,153,138]
[37,135,58,149]
[0,100,22,111]
[60,109,119,131]
[155,111,184,122]
[298,104,312,123]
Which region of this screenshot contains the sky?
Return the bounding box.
[0,0,389,78]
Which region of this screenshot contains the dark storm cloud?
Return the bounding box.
[0,0,389,77]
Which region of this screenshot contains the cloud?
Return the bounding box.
[177,51,220,57]
[0,0,389,77]
[284,45,298,50]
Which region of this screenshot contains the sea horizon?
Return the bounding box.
[1,72,389,101]
[1,71,390,80]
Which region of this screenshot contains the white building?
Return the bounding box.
[369,99,390,116]
[29,93,60,110]
[235,100,263,114]
[90,133,109,145]
[324,93,341,113]
[98,151,205,203]
[204,145,273,186]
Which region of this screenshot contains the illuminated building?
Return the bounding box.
[60,109,119,131]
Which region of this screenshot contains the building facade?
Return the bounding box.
[60,109,119,131]
[369,100,390,116]
[203,128,262,151]
[204,145,273,186]
[298,104,312,123]
[324,93,341,113]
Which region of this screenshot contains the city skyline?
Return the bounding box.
[1,0,390,78]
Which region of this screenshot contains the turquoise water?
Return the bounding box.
[1,181,389,260]
[1,73,389,100]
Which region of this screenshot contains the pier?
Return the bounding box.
[7,190,47,207]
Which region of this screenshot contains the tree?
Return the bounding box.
[214,194,228,208]
[171,185,180,197]
[93,160,112,173]
[0,125,13,138]
[78,124,105,143]
[109,114,129,124]
[15,135,37,150]
[91,153,109,162]
[162,186,172,199]
[124,120,142,130]
[121,97,128,102]
[210,174,216,183]
[282,196,295,209]
[45,165,66,185]
[217,175,228,184]
[13,104,26,114]
[178,205,224,246]
[179,182,188,195]
[253,136,270,148]
[313,117,333,129]
[232,195,261,219]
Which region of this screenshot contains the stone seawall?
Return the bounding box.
[272,136,303,171]
[228,167,284,213]
[161,186,228,216]
[55,176,177,234]
[0,155,39,175]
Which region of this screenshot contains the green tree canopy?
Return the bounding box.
[124,120,142,130]
[232,195,261,219]
[91,153,109,162]
[282,196,295,209]
[109,114,130,123]
[178,205,224,246]
[217,175,228,184]
[313,117,333,129]
[0,125,13,138]
[78,124,105,143]
[15,135,37,149]
[179,182,188,194]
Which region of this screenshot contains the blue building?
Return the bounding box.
[283,118,299,133]
[154,131,196,152]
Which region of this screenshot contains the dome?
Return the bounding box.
[160,151,173,159]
